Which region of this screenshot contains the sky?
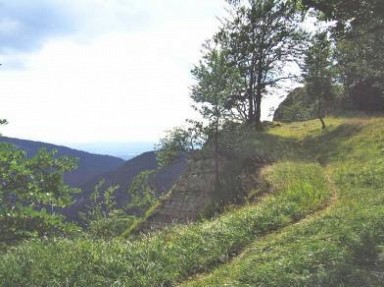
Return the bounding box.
[0,0,287,147]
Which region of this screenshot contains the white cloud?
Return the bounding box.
[1,0,226,145]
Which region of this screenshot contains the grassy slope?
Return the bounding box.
[182,116,384,286]
[1,116,383,286]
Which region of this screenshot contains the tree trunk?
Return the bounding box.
[247,70,255,123]
[255,89,262,125]
[255,63,263,126]
[214,120,220,187]
[248,91,254,123]
[319,116,326,130]
[318,97,326,129]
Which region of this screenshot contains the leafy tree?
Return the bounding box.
[191,44,238,185]
[301,0,384,33]
[336,19,384,111]
[81,180,120,223]
[156,125,204,167]
[216,0,308,125]
[127,170,157,212]
[80,180,133,239]
[302,0,384,111]
[0,144,80,242]
[302,32,336,129]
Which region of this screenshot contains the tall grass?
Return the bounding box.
[183,117,384,286]
[0,162,331,286]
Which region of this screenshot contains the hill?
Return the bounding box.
[64,151,187,220]
[273,87,315,122]
[0,136,125,187]
[1,115,384,286]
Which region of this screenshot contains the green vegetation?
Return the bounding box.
[1,116,384,286]
[182,116,384,286]
[80,180,135,240]
[0,144,80,243]
[1,0,383,285]
[155,125,203,167]
[302,32,336,129]
[273,87,315,122]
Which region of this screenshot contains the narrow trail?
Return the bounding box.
[177,162,339,287]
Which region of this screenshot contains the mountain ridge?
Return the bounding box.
[0,136,125,187]
[65,151,188,221]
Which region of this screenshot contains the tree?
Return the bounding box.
[0,144,80,242]
[302,0,384,111]
[80,180,132,239]
[302,32,335,129]
[301,0,384,33]
[127,170,157,212]
[336,18,384,111]
[216,0,308,125]
[191,44,238,185]
[155,124,204,167]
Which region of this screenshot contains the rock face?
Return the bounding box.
[139,157,224,231]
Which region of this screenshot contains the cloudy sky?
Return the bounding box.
[0,0,285,147]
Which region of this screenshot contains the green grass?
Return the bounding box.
[0,161,331,286]
[1,116,384,286]
[182,117,384,286]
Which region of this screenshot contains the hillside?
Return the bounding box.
[1,115,384,286]
[273,87,316,122]
[0,136,124,187]
[0,137,186,222]
[65,151,187,220]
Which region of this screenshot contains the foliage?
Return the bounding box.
[127,170,157,212]
[191,44,241,186]
[0,144,80,242]
[302,0,384,111]
[80,180,133,239]
[301,0,384,31]
[191,42,242,123]
[82,180,120,221]
[302,31,336,128]
[216,0,308,124]
[155,125,203,167]
[336,19,384,111]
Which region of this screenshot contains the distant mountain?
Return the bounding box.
[65,151,188,221]
[0,136,125,187]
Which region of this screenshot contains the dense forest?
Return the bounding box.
[1,0,383,286]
